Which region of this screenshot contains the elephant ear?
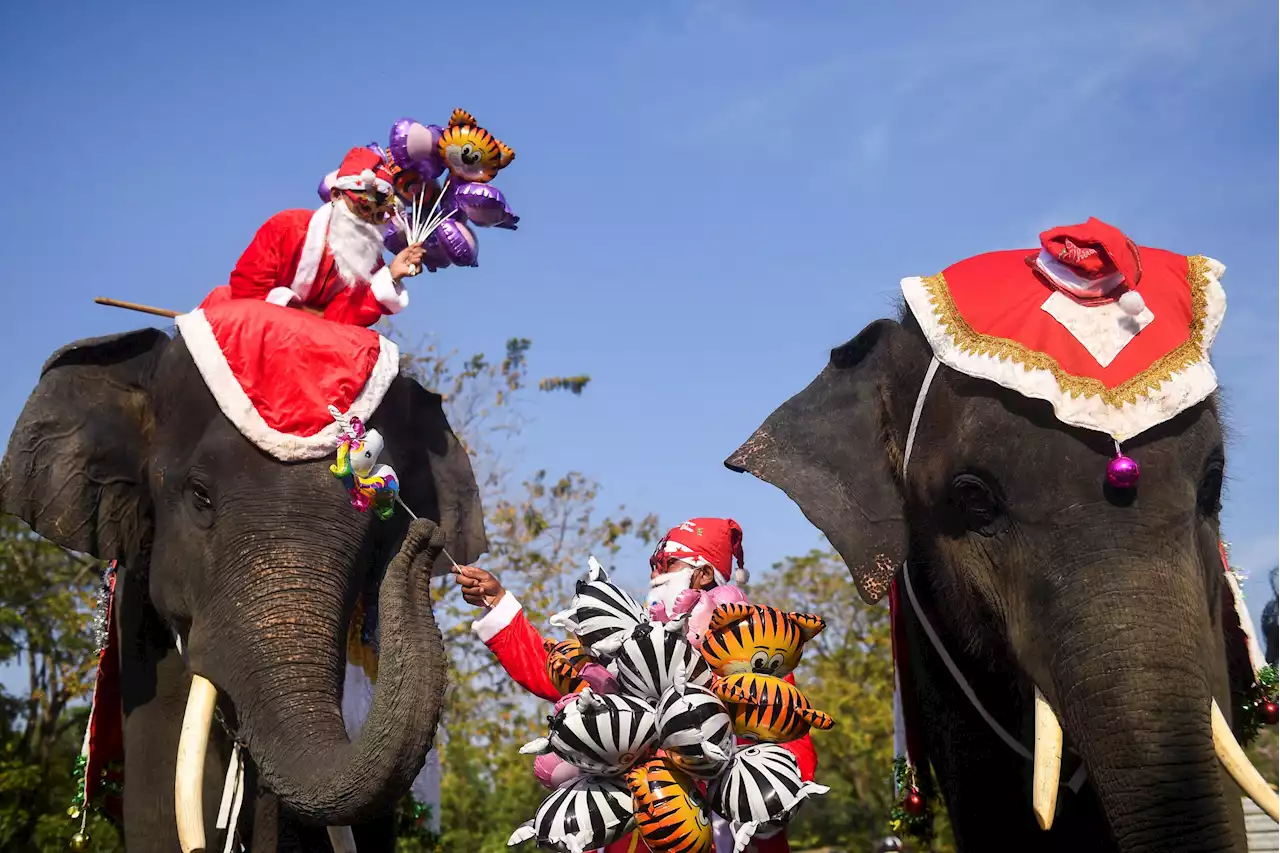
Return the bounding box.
[725,319,922,605]
[375,375,488,573]
[0,329,169,562]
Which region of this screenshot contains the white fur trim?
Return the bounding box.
[369,265,409,313]
[1035,249,1125,298]
[901,257,1226,442]
[472,591,522,644]
[1040,290,1154,368]
[291,205,333,301]
[173,308,400,462]
[333,174,393,195]
[265,286,299,307]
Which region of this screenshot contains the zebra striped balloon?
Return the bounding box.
[708,744,829,834]
[507,775,635,853]
[611,620,713,702]
[546,688,659,775]
[550,557,647,659]
[655,682,735,779]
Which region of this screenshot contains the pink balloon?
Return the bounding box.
[533,753,582,790]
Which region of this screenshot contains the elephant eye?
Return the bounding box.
[1197,458,1224,517]
[949,473,1001,534]
[187,479,214,514]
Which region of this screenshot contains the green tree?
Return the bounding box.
[748,547,955,853]
[0,516,122,852]
[384,326,659,852]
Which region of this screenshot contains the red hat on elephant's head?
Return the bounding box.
[1037,217,1145,312]
[650,518,747,585]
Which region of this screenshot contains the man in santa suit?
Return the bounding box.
[201,146,426,327]
[454,518,817,853]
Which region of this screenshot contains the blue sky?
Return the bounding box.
[0,0,1275,657]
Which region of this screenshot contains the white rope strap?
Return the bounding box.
[898,357,1088,792]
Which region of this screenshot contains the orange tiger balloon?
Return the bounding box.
[543,636,593,696]
[627,757,712,853]
[712,672,835,743]
[438,108,515,184]
[701,602,825,678]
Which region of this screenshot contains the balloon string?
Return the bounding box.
[394,495,459,568]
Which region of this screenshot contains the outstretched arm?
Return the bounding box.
[458,565,562,703]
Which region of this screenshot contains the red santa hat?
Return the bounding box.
[650,518,747,585]
[330,147,394,197]
[1035,217,1145,314]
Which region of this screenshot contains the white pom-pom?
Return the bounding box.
[733,568,749,585]
[359,168,376,187]
[1117,290,1145,316]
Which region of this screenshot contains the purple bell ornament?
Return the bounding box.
[1106,440,1139,489]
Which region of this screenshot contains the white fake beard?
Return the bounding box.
[328,199,385,286]
[646,567,696,614]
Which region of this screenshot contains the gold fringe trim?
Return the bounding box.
[919,255,1212,408]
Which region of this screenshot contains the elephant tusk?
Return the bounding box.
[327,826,358,853]
[1211,699,1279,822]
[1032,687,1063,831]
[176,675,218,853]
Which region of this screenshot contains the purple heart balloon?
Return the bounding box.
[383,221,409,255]
[317,169,339,203]
[388,118,445,180]
[449,181,520,229]
[435,219,479,267]
[421,232,453,272]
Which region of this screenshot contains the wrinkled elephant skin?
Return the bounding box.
[727,316,1257,852]
[0,328,488,852]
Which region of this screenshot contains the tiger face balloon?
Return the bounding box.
[701,603,825,678]
[438,108,515,184]
[627,758,713,853]
[656,682,735,779]
[712,672,834,743]
[543,636,593,696]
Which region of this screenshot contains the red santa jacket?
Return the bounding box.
[200,206,408,327]
[474,593,815,853]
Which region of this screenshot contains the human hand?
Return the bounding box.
[390,244,427,280]
[452,564,504,608]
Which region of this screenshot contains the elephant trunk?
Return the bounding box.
[1041,551,1241,853]
[186,512,447,828]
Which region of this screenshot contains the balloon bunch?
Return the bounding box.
[320,109,519,272]
[328,407,399,519]
[508,559,833,853]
